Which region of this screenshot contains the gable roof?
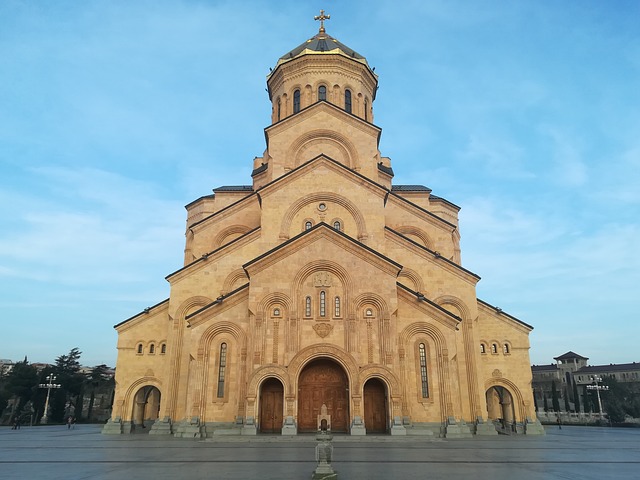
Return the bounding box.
[554,351,589,361]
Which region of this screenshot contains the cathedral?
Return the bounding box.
[104,13,544,438]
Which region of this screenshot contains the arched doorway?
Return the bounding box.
[298,359,349,432]
[132,386,161,432]
[486,386,516,434]
[363,378,387,433]
[259,378,284,433]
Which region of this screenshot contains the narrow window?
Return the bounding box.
[137,344,143,354]
[333,220,341,231]
[480,344,486,354]
[273,308,280,316]
[364,98,369,121]
[149,344,155,354]
[504,344,510,354]
[293,89,301,113]
[334,296,340,317]
[491,344,498,354]
[365,308,373,317]
[318,85,327,101]
[345,89,352,113]
[277,98,281,121]
[419,343,429,398]
[320,291,326,317]
[305,296,312,317]
[161,343,166,354]
[217,343,227,398]
[305,221,313,230]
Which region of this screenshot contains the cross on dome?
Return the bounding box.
[314,9,330,34]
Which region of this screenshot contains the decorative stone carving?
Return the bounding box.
[313,323,334,338]
[314,272,332,287]
[492,369,503,378]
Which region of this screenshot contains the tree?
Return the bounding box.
[4,360,39,417]
[573,382,581,412]
[85,364,112,422]
[564,388,571,412]
[54,348,85,420]
[551,381,561,412]
[543,394,549,413]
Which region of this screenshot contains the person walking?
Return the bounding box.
[557,415,562,430]
[67,416,73,429]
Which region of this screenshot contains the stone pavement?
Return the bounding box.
[1,424,639,480]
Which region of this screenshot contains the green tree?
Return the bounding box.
[4,359,39,417]
[573,382,581,412]
[543,394,549,413]
[564,388,571,412]
[54,348,85,420]
[85,364,112,422]
[551,381,560,412]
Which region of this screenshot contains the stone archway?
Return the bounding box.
[363,378,387,433]
[131,386,161,433]
[486,386,516,434]
[259,378,284,434]
[297,358,349,433]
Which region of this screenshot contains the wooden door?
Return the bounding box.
[259,378,284,433]
[364,378,387,433]
[298,359,349,432]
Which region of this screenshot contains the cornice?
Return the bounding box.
[397,283,461,331]
[477,299,533,333]
[114,299,170,331]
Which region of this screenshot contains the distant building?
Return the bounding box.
[532,352,640,414]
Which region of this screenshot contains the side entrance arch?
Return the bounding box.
[131,385,161,432]
[486,386,516,434]
[297,358,349,433]
[363,378,387,433]
[259,378,284,433]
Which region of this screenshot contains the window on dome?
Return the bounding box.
[345,89,352,113]
[293,89,301,113]
[318,85,327,101]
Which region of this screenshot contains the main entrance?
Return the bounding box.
[363,378,387,433]
[131,385,161,432]
[259,378,284,433]
[297,359,349,432]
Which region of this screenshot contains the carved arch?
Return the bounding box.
[121,376,162,420]
[288,344,359,390]
[357,364,401,396]
[222,269,249,295]
[397,268,425,294]
[286,130,359,171]
[352,292,390,319]
[279,191,368,241]
[213,225,252,249]
[394,225,434,250]
[484,377,527,422]
[246,365,292,399]
[432,295,472,321]
[292,260,353,308]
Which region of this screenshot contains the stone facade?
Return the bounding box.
[104,22,542,438]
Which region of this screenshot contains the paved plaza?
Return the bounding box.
[1,424,639,479]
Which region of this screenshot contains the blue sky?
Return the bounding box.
[1,1,638,368]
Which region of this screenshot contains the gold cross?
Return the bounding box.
[314,9,330,33]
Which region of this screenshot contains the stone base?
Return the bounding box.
[475,417,498,436]
[282,416,297,435]
[173,418,203,438]
[350,416,366,436]
[404,422,440,437]
[525,418,546,435]
[149,417,172,435]
[102,418,123,435]
[390,416,406,435]
[312,473,338,480]
[242,416,257,435]
[444,418,473,438]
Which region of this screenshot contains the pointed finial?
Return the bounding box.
[314,9,330,34]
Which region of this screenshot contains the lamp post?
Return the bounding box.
[39,374,61,424]
[587,376,609,421]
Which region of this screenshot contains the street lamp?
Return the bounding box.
[586,376,609,421]
[38,374,61,424]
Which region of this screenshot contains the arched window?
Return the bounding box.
[345,89,352,113]
[305,221,313,230]
[137,344,143,354]
[320,291,326,317]
[503,344,510,354]
[334,296,341,317]
[161,343,167,354]
[149,344,155,354]
[491,343,498,354]
[419,343,429,398]
[273,308,281,316]
[217,343,227,398]
[305,296,312,317]
[364,98,369,121]
[277,98,281,121]
[365,308,373,317]
[293,89,301,113]
[333,220,341,231]
[480,343,486,354]
[318,85,327,101]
